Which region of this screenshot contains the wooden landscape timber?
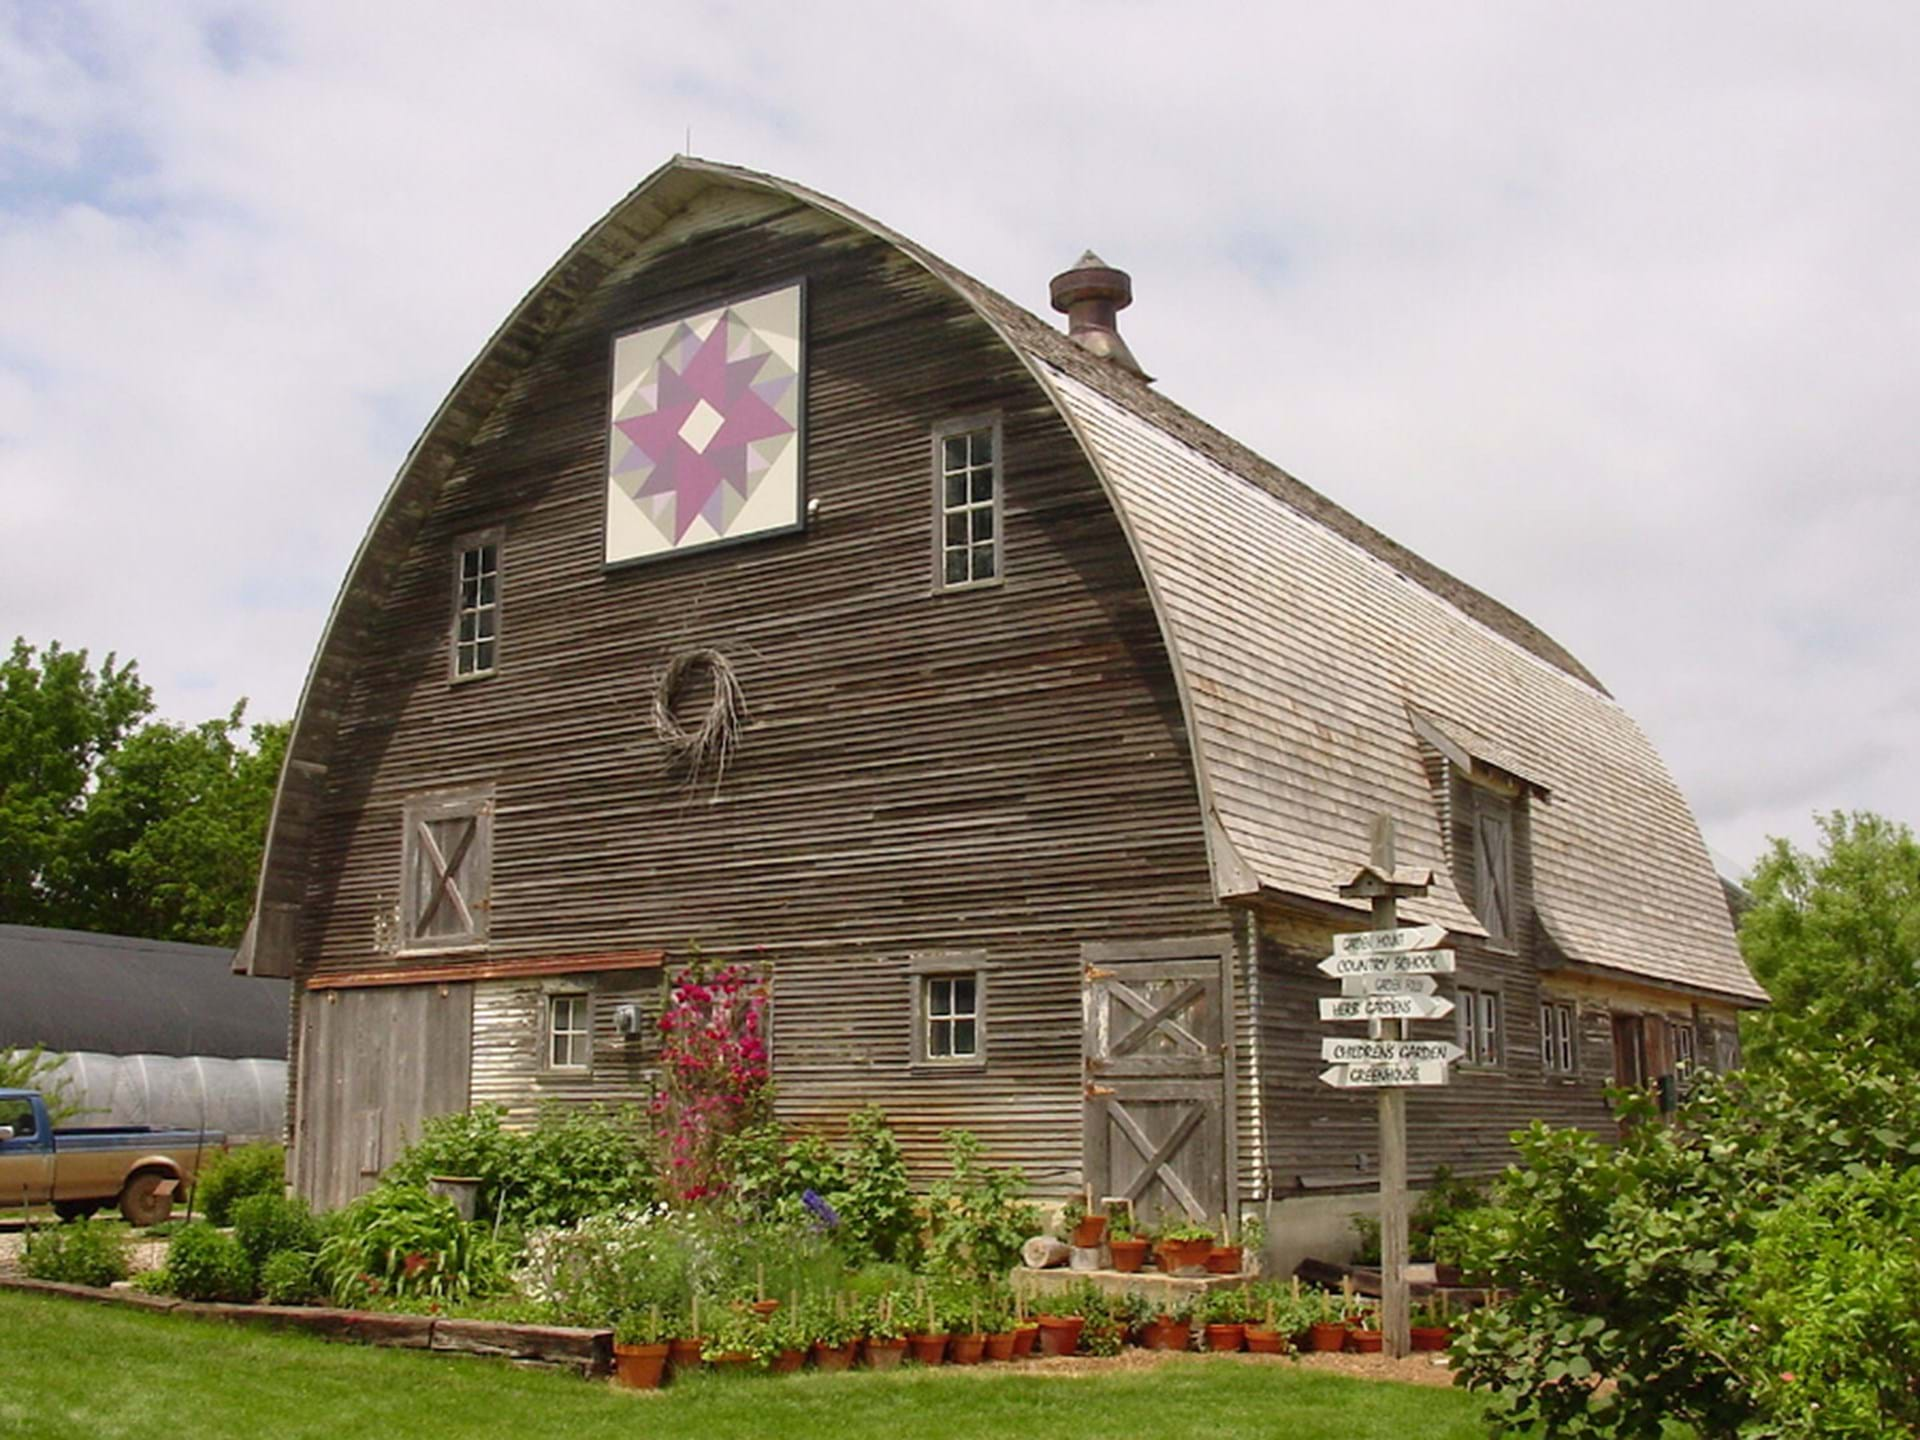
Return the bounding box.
[235,156,1765,1250]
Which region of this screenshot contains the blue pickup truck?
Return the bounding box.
[0,1088,225,1225]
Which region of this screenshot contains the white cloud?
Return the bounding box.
[2,1,1915,873]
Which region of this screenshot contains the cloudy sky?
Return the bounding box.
[3,3,1915,876]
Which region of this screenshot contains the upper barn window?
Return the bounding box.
[1472,791,1515,946]
[400,789,492,950]
[452,536,501,679]
[933,417,1002,590]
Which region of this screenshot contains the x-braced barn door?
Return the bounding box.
[1082,939,1232,1227]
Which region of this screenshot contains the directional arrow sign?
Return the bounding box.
[1318,949,1457,980]
[1340,972,1439,998]
[1319,993,1456,1022]
[1321,1038,1464,1066]
[1332,924,1447,958]
[1319,1059,1453,1089]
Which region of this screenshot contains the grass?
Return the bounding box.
[0,1289,1495,1440]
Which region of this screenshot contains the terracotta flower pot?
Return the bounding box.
[1108,1238,1150,1273]
[948,1333,986,1365]
[1203,1322,1246,1352]
[1410,1325,1453,1352]
[862,1337,907,1371]
[1244,1326,1288,1355]
[1348,1327,1384,1354]
[1157,1238,1213,1276]
[1012,1323,1040,1357]
[709,1351,755,1371]
[811,1340,857,1371]
[984,1331,1017,1361]
[1205,1245,1243,1275]
[748,1299,781,1317]
[1308,1321,1347,1353]
[770,1347,805,1374]
[611,1341,669,1390]
[1070,1215,1108,1247]
[1035,1315,1084,1356]
[907,1332,949,1366]
[669,1336,706,1372]
[1141,1317,1192,1352]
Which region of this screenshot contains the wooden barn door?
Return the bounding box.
[1082,939,1232,1227]
[293,981,473,1212]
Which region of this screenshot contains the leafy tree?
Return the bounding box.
[0,1044,85,1122]
[1739,810,1920,1069]
[1450,1046,1920,1437]
[0,638,285,945]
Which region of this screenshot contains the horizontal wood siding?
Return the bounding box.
[293,189,1224,1192]
[469,972,661,1123]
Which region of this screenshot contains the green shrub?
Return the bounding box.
[384,1104,653,1228]
[257,1248,320,1306]
[193,1143,285,1226]
[922,1130,1036,1283]
[1451,1047,1920,1438]
[232,1191,319,1270]
[833,1106,920,1266]
[22,1218,129,1287]
[164,1221,255,1302]
[315,1185,505,1307]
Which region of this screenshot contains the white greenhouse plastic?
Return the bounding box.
[47,1052,286,1143]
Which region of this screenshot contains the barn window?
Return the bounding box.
[1669,1020,1696,1077]
[548,993,591,1070]
[1473,793,1514,945]
[908,953,988,1068]
[932,417,1002,590]
[1540,1000,1575,1075]
[400,790,492,950]
[1457,985,1502,1066]
[452,536,501,679]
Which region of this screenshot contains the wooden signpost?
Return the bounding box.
[1317,814,1462,1359]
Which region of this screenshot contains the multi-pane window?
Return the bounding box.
[1457,986,1502,1066]
[934,422,1000,589]
[924,974,979,1060]
[549,994,590,1070]
[454,541,500,677]
[1669,1021,1696,1078]
[1473,794,1514,944]
[401,791,491,950]
[1540,1000,1576,1075]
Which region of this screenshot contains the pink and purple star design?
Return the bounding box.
[610,307,798,544]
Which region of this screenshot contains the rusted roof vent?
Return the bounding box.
[1050,251,1151,381]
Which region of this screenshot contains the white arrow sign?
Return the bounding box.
[1321,1038,1464,1065]
[1319,993,1457,1022]
[1340,972,1439,998]
[1319,1059,1453,1089]
[1332,924,1447,958]
[1318,949,1457,979]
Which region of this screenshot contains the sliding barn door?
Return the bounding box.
[1082,940,1231,1227]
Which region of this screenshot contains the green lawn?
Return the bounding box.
[0,1290,1495,1440]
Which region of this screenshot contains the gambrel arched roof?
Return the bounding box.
[239,157,1763,1005]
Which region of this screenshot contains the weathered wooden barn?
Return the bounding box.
[237,158,1764,1241]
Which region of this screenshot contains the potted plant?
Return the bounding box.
[806,1294,860,1371]
[1206,1212,1242,1275]
[1106,1212,1150,1274]
[1201,1287,1251,1352]
[860,1291,909,1371]
[766,1306,807,1374]
[942,1285,987,1365]
[1011,1292,1040,1358]
[1060,1195,1107,1249]
[669,1297,706,1375]
[1304,1290,1348,1352]
[1155,1218,1216,1276]
[906,1284,950,1365]
[1345,1296,1382,1353]
[1034,1281,1088,1357]
[1139,1294,1195,1351]
[611,1306,671,1390]
[1409,1298,1454,1352]
[981,1286,1019,1361]
[702,1307,771,1371]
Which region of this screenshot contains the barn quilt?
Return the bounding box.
[605,283,804,564]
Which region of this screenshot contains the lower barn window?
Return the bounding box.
[549,993,590,1070]
[924,974,979,1060]
[1457,986,1502,1066]
[1540,1000,1575,1074]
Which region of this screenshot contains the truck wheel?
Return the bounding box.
[118,1171,175,1228]
[52,1200,103,1222]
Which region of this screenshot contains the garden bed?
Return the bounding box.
[0,1275,613,1375]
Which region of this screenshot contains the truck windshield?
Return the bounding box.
[0,1098,36,1138]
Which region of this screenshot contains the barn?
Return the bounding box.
[236,157,1764,1255]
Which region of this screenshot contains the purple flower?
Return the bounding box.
[802,1189,841,1231]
